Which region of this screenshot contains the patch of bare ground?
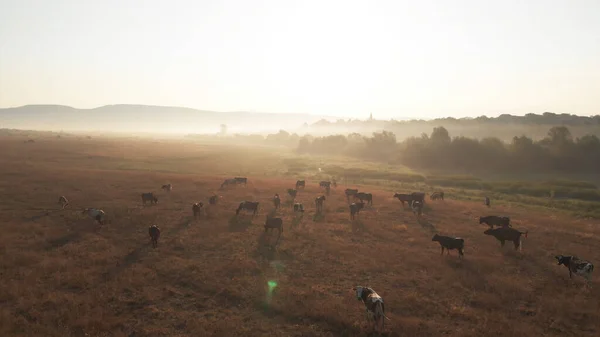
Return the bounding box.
[0,135,599,336]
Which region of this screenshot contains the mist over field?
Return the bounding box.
[2,104,599,142]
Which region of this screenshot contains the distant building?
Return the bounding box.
[369,112,373,121]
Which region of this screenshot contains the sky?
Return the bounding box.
[1,0,599,119]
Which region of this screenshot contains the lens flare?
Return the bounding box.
[267,280,278,292]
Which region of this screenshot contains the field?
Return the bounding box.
[1,132,600,337]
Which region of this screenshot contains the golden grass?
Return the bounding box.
[1,133,600,336]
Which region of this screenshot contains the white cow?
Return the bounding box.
[82,208,105,225]
[58,196,69,209]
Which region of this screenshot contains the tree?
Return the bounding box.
[219,124,228,136]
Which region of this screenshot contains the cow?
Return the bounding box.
[393,193,412,207]
[432,234,464,258]
[296,180,306,189]
[209,195,219,205]
[273,193,281,209]
[148,225,160,248]
[411,192,426,205]
[293,203,305,213]
[141,192,158,205]
[555,255,594,287]
[220,178,237,189]
[161,184,172,192]
[411,200,423,216]
[319,181,331,189]
[345,188,359,202]
[192,202,204,219]
[350,202,365,220]
[58,196,69,209]
[315,195,326,213]
[430,191,445,200]
[234,177,248,185]
[355,192,373,206]
[264,217,283,234]
[479,216,511,228]
[236,201,259,216]
[353,286,390,333]
[287,188,298,200]
[82,208,105,225]
[484,227,528,251]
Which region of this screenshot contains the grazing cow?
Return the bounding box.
[141,192,158,205]
[355,192,373,206]
[430,191,445,201]
[479,215,511,228]
[209,195,219,205]
[315,195,326,213]
[293,203,305,213]
[273,193,281,209]
[354,286,389,333]
[319,181,331,189]
[161,184,172,192]
[485,196,491,207]
[220,178,237,189]
[345,188,359,202]
[192,202,204,219]
[432,234,464,258]
[484,227,528,251]
[234,177,248,185]
[393,193,412,207]
[264,217,283,234]
[411,200,423,216]
[411,192,426,204]
[148,225,160,248]
[58,196,69,209]
[287,188,298,200]
[555,255,594,285]
[82,208,105,225]
[236,201,259,216]
[350,202,365,220]
[296,180,305,189]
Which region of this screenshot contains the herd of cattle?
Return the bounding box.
[56,178,595,333]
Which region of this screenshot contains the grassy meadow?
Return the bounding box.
[1,130,599,337]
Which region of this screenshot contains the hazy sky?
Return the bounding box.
[1,0,599,119]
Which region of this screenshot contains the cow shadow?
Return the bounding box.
[312,212,325,222]
[228,216,253,232]
[23,209,62,222]
[266,209,278,219]
[255,231,281,261]
[255,302,364,336]
[291,214,304,228]
[351,219,367,232]
[45,232,81,250]
[418,218,437,233]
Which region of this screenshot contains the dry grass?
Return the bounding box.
[1,133,600,337]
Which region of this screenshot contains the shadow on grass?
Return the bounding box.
[255,301,365,336]
[291,214,304,228]
[351,219,367,233]
[417,217,437,233]
[23,208,63,222]
[228,215,253,232]
[255,231,281,261]
[45,232,81,250]
[312,212,326,223]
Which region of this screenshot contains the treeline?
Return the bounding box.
[307,112,600,141]
[296,126,600,173]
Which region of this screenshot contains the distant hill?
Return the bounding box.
[0,104,337,134]
[1,105,599,141]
